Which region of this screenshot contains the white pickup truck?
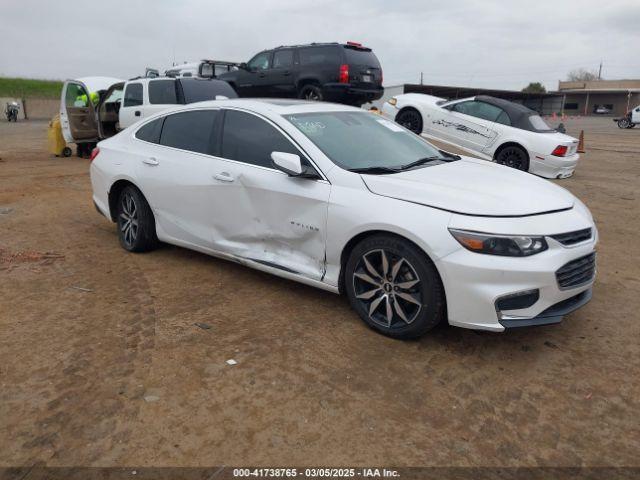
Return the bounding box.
[614,105,640,128]
[60,75,237,147]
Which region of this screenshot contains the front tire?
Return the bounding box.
[496,145,529,171]
[395,108,423,134]
[618,118,630,129]
[116,186,158,252]
[345,234,445,339]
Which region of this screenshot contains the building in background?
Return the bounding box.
[368,79,640,116]
[557,79,640,116]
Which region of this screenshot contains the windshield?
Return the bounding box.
[284,111,448,172]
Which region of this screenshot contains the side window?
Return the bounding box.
[221,110,303,168]
[451,101,476,115]
[148,79,178,104]
[247,52,271,71]
[452,101,503,122]
[65,83,89,107]
[159,110,218,154]
[123,83,143,107]
[273,50,293,68]
[135,117,164,144]
[495,110,511,126]
[298,46,339,65]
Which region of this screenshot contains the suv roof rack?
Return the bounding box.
[273,41,341,49]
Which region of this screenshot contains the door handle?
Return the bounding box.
[214,172,234,182]
[283,71,291,76]
[258,73,266,78]
[142,157,159,166]
[135,111,141,117]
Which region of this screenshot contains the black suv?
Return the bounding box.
[218,42,383,106]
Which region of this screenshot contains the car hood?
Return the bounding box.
[361,157,575,216]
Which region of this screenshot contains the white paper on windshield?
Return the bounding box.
[377,119,404,132]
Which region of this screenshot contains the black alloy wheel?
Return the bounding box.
[496,146,529,171]
[395,109,423,134]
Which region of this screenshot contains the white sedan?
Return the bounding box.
[90,99,597,339]
[382,93,580,179]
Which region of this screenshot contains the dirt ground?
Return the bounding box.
[1,117,639,469]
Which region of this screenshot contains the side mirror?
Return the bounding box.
[271,151,303,176]
[239,62,248,70]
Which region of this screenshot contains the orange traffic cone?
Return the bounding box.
[577,130,585,153]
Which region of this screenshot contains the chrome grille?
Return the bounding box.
[556,253,596,289]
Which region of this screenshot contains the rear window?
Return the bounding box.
[179,79,238,103]
[298,46,341,65]
[343,47,380,67]
[149,79,178,105]
[159,110,218,154]
[529,115,553,132]
[135,117,164,144]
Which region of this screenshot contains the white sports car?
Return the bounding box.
[90,99,596,339]
[382,94,580,179]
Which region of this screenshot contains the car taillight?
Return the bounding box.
[90,147,100,161]
[339,64,349,84]
[551,145,568,157]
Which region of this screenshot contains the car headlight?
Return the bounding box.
[448,229,548,257]
[388,97,397,106]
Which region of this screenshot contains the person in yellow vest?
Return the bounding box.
[74,90,100,158]
[75,91,100,107]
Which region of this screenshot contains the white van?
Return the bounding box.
[60,76,237,146]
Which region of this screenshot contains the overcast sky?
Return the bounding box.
[1,0,638,91]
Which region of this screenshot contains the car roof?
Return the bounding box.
[183,98,364,115]
[74,76,123,92]
[474,95,541,130]
[475,95,536,116]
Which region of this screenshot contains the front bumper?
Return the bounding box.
[499,288,592,329]
[435,209,597,332]
[381,102,398,120]
[530,152,580,179]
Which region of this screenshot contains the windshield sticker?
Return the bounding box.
[377,119,405,132]
[289,117,326,135]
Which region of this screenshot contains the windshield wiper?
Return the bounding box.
[395,156,444,171]
[348,166,400,175]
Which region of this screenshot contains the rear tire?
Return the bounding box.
[345,234,445,339]
[62,147,72,157]
[299,85,323,102]
[116,186,158,253]
[395,108,423,134]
[496,145,529,172]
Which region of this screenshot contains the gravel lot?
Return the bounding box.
[1,117,639,469]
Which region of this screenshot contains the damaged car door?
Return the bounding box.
[214,108,330,280]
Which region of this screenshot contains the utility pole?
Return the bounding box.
[598,60,602,80]
[420,71,423,85]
